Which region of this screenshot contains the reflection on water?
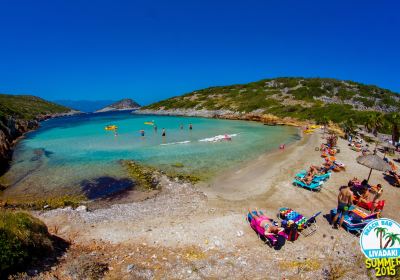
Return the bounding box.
[1,111,299,199]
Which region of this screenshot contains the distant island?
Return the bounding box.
[95,98,141,113]
[54,99,116,113]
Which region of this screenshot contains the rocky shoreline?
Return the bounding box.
[137,108,310,127]
[0,110,81,178]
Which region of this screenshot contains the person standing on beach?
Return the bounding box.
[162,128,166,137]
[331,184,353,229]
[189,123,193,130]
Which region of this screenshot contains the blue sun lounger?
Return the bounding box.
[293,179,323,191]
[295,170,331,182]
[330,207,378,235]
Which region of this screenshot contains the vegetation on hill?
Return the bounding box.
[143,77,400,137]
[0,94,70,120]
[0,210,54,275]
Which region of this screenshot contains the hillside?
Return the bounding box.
[142,77,399,125]
[0,94,75,175]
[95,98,141,113]
[0,94,72,120]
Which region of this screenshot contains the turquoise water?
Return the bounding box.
[1,111,299,199]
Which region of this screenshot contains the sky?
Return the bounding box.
[0,0,399,105]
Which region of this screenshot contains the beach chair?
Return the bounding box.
[330,207,379,236]
[295,170,331,182]
[293,179,323,191]
[279,208,322,237]
[247,211,286,248]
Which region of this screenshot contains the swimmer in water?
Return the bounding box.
[189,123,193,130]
[180,124,183,130]
[162,128,166,137]
[154,124,157,132]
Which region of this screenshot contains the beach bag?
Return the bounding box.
[286,223,299,241]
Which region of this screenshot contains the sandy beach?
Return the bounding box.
[33,128,400,279]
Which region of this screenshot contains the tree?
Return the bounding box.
[387,113,400,145]
[341,118,356,138]
[318,116,329,138]
[374,227,388,249]
[383,232,400,249]
[364,113,384,136]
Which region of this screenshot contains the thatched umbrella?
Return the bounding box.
[356,154,391,182]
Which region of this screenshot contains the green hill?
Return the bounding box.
[143,77,399,126]
[0,94,71,120]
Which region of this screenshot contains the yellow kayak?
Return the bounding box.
[144,122,154,125]
[104,125,118,130]
[304,129,314,134]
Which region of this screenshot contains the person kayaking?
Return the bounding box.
[162,128,166,137]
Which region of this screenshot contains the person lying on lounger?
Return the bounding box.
[300,173,314,185]
[248,209,284,237]
[356,184,383,213]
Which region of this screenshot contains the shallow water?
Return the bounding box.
[1,111,299,199]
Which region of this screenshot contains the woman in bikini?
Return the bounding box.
[248,209,284,237]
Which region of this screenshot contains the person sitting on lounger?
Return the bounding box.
[357,184,383,213]
[248,209,284,237]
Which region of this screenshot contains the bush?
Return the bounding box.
[0,210,53,274]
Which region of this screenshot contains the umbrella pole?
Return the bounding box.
[367,168,373,182]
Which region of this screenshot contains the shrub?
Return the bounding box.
[0,210,53,274]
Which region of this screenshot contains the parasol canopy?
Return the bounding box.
[356,154,391,182]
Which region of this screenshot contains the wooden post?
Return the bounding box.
[367,168,373,182]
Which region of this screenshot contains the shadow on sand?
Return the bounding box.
[80,176,135,200]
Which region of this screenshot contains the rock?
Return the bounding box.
[214,240,221,247]
[43,204,50,209]
[76,205,87,212]
[126,264,135,272]
[236,230,244,237]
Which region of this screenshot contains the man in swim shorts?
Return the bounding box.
[332,183,353,229]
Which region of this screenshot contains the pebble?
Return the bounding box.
[236,230,244,237]
[126,264,135,272]
[76,205,87,212]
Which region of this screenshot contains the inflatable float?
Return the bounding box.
[104,125,118,130]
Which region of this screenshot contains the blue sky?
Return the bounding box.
[0,0,399,105]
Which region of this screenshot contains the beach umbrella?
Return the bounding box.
[356,154,391,182]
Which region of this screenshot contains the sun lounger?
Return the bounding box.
[295,171,331,182]
[293,179,323,191]
[279,208,322,236]
[247,211,286,247]
[330,207,379,235]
